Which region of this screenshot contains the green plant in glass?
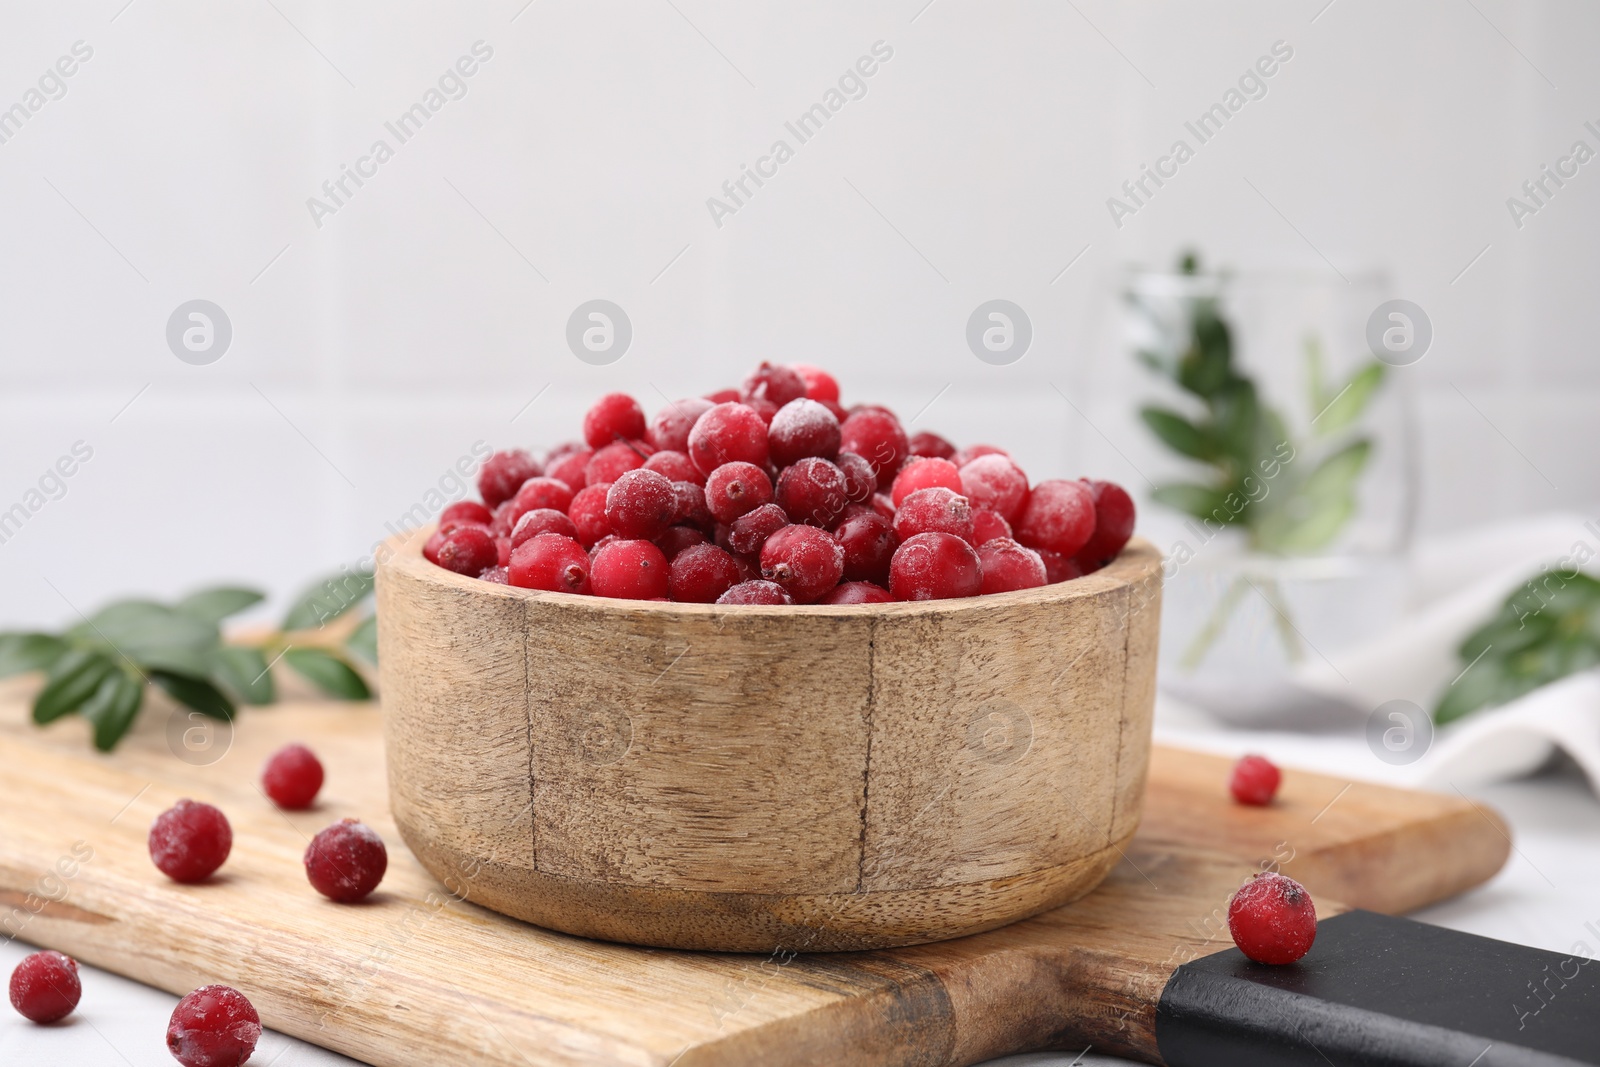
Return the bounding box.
[1128,252,1388,667]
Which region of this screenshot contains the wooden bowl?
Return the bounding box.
[375,531,1162,952]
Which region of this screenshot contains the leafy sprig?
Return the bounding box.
[0,569,377,751]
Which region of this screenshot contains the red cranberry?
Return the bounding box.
[972,509,1012,544]
[433,525,498,576]
[166,985,260,1067]
[740,361,808,407]
[585,440,651,486]
[790,362,840,403]
[511,508,579,547]
[509,533,592,593]
[589,534,618,557]
[775,457,849,527]
[507,477,576,523]
[759,524,844,602]
[647,397,715,453]
[9,950,80,1023]
[836,451,878,503]
[546,439,584,463]
[544,447,592,492]
[870,492,896,521]
[890,457,963,507]
[671,481,712,530]
[668,543,743,602]
[950,443,1007,469]
[727,503,789,556]
[833,510,897,585]
[605,469,678,540]
[642,449,701,484]
[566,483,613,547]
[477,449,541,509]
[892,487,975,544]
[1230,754,1282,806]
[262,743,324,810]
[304,817,387,902]
[767,399,841,466]
[422,528,448,565]
[889,532,982,601]
[959,454,1030,523]
[908,431,956,460]
[716,579,794,605]
[590,539,670,599]
[977,538,1047,594]
[688,402,769,474]
[480,566,510,584]
[1035,546,1084,584]
[495,536,512,568]
[821,581,894,605]
[704,387,740,404]
[438,500,493,532]
[839,408,909,489]
[705,462,774,523]
[655,524,709,561]
[744,395,779,425]
[1228,872,1317,965]
[1078,478,1137,565]
[149,799,232,883]
[582,392,647,448]
[1014,478,1096,557]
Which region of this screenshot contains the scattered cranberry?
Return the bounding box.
[821,581,894,605]
[1077,478,1137,565]
[585,440,651,486]
[972,509,1012,545]
[1230,754,1282,806]
[566,483,613,547]
[909,431,956,460]
[767,399,841,466]
[262,743,324,810]
[605,469,678,541]
[775,457,849,527]
[304,817,387,902]
[438,500,493,533]
[149,799,231,883]
[590,539,670,599]
[959,454,1030,523]
[544,447,592,492]
[705,462,774,523]
[642,449,701,484]
[760,524,844,603]
[509,533,592,593]
[838,408,909,489]
[166,984,260,1067]
[1228,872,1317,965]
[977,538,1047,594]
[890,457,963,508]
[668,543,744,602]
[889,532,982,601]
[510,508,578,547]
[1014,478,1096,557]
[655,524,709,561]
[9,951,80,1024]
[727,503,789,556]
[834,510,897,585]
[432,525,497,576]
[477,449,541,509]
[893,487,975,544]
[716,580,794,605]
[688,402,769,475]
[741,361,808,407]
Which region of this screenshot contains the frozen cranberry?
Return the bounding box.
[908,431,956,460]
[834,510,897,585]
[642,449,701,484]
[605,469,678,540]
[741,361,808,407]
[1035,547,1084,584]
[705,462,774,523]
[728,503,789,556]
[839,408,909,489]
[892,487,975,544]
[667,543,743,602]
[9,950,80,1023]
[972,509,1012,545]
[977,538,1047,594]
[836,451,878,503]
[590,539,670,599]
[704,387,740,405]
[1077,479,1137,565]
[821,581,894,605]
[950,443,1007,469]
[1230,754,1282,806]
[511,508,579,547]
[544,447,592,492]
[479,566,509,584]
[1228,872,1317,965]
[716,579,794,605]
[585,440,651,485]
[508,477,576,522]
[477,449,541,509]
[262,743,324,810]
[304,817,387,902]
[1014,478,1096,557]
[589,534,618,557]
[566,483,612,547]
[744,395,779,426]
[870,493,896,521]
[647,397,716,453]
[655,524,709,561]
[889,532,982,601]
[494,536,512,567]
[767,399,842,466]
[582,392,647,449]
[759,524,844,602]
[149,799,232,883]
[166,984,260,1067]
[509,533,592,593]
[671,481,712,530]
[688,402,769,475]
[432,525,497,576]
[439,500,493,533]
[422,528,449,565]
[959,454,1030,523]
[775,457,849,527]
[790,362,840,403]
[546,439,584,463]
[890,457,963,508]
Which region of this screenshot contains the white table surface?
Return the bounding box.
[5,700,1598,1067]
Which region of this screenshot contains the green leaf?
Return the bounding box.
[1313,362,1386,437]
[1302,439,1373,502]
[80,671,145,752]
[346,614,378,666]
[1150,483,1236,524]
[130,645,216,679]
[151,672,235,721]
[175,587,266,625]
[33,649,117,724]
[69,600,219,657]
[0,632,68,678]
[1256,440,1372,554]
[282,570,376,631]
[1434,658,1509,725]
[1209,380,1270,474]
[1177,309,1235,397]
[283,648,371,700]
[1139,407,1214,461]
[211,645,276,705]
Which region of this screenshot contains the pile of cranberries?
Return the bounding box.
[425,362,1136,603]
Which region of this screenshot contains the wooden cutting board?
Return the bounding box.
[0,681,1509,1066]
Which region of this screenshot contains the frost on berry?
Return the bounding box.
[1227,872,1317,965]
[167,985,261,1067]
[9,951,80,1024]
[304,818,388,902]
[148,799,232,883]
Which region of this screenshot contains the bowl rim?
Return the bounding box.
[378,528,1162,618]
